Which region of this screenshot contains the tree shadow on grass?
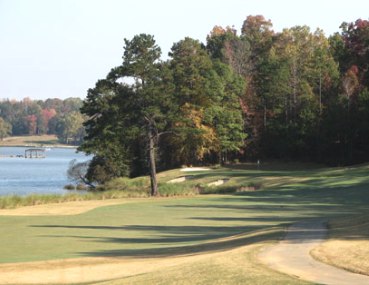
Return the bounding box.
[28,182,369,260]
[164,197,349,218]
[82,228,282,258]
[28,194,337,259]
[224,185,369,212]
[30,223,282,258]
[189,216,305,223]
[32,224,264,243]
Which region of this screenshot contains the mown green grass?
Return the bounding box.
[1,162,369,284]
[1,163,369,263]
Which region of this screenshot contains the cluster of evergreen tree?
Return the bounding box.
[80,16,369,192]
[0,97,85,144]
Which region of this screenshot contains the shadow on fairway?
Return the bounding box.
[51,227,282,258]
[29,175,369,260]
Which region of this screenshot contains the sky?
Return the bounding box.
[1,0,369,101]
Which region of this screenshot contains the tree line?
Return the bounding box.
[0,97,85,144]
[76,16,369,193]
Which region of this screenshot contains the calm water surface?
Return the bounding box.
[0,147,91,196]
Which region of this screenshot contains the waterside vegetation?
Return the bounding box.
[1,161,368,210]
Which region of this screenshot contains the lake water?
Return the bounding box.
[0,147,91,196]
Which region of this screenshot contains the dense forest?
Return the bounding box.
[0,97,85,144]
[79,15,369,189]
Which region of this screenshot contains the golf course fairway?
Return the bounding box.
[0,163,368,284]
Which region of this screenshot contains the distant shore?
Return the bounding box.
[0,135,78,148]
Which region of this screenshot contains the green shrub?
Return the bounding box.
[199,185,238,194]
[236,182,263,192]
[76,184,88,191]
[64,184,76,190]
[103,176,150,192]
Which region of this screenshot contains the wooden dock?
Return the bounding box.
[25,148,46,158]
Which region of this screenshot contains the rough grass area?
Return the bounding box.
[96,245,310,285]
[311,213,369,276]
[0,176,151,209]
[0,190,145,210]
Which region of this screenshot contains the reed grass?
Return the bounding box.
[0,191,146,209]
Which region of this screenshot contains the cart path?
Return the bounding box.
[258,220,369,285]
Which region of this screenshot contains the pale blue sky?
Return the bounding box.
[1,0,369,100]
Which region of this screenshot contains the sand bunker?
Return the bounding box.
[180,167,211,172]
[207,178,230,187]
[167,176,194,183]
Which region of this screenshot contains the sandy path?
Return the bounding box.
[258,220,369,285]
[0,199,129,216]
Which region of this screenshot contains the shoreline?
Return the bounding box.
[1,135,79,149]
[0,144,77,149]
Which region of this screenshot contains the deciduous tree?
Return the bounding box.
[0,117,12,141]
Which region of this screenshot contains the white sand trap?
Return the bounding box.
[167,176,194,183]
[180,167,211,172]
[207,178,230,187]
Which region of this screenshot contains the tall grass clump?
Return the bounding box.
[0,189,150,209]
[101,176,151,196]
[199,182,263,194]
[0,176,200,209]
[199,185,238,194]
[158,183,199,197]
[0,193,83,209]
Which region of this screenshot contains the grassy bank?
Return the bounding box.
[1,135,72,147]
[2,161,369,209]
[0,173,197,209]
[0,191,144,209]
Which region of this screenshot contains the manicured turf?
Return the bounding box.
[1,163,369,264]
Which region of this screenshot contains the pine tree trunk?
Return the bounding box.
[148,126,158,196]
[263,101,267,129]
